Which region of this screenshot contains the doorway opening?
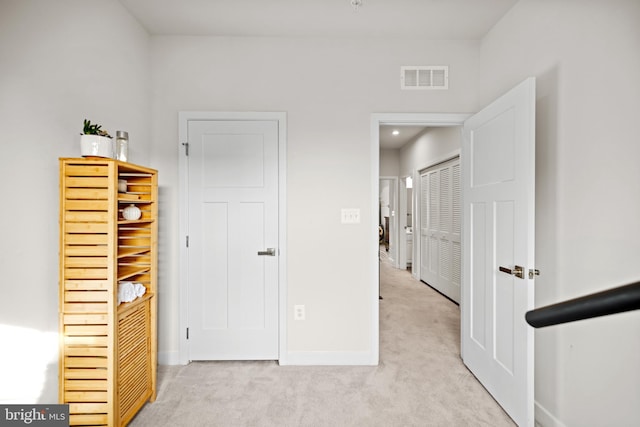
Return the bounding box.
[372,78,536,426]
[370,113,470,363]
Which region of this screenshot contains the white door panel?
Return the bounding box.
[188,120,279,360]
[462,78,536,426]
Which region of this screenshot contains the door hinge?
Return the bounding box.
[186,327,189,339]
[186,235,189,247]
[182,142,189,156]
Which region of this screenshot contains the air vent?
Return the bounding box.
[401,66,449,90]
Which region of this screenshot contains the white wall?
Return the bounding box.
[479,1,640,426]
[0,0,150,404]
[149,36,479,361]
[380,148,400,176]
[399,126,461,176]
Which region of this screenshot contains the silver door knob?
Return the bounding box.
[257,248,276,256]
[499,265,525,279]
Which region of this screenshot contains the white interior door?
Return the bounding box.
[419,157,461,302]
[187,119,279,360]
[461,78,536,426]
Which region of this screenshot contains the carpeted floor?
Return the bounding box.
[130,252,515,426]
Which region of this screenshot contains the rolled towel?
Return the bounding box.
[133,283,146,298]
[118,282,147,305]
[118,282,136,305]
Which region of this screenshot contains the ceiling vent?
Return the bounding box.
[401,66,449,90]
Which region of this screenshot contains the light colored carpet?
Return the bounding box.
[130,254,515,426]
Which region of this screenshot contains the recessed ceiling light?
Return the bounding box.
[392,130,400,136]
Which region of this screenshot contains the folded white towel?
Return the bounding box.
[118,282,146,305]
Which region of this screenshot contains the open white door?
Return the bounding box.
[461,78,536,426]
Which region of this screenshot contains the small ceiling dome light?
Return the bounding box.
[392,130,400,136]
[351,0,362,11]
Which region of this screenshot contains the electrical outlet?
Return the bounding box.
[294,304,305,321]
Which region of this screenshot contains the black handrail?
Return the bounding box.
[525,281,640,328]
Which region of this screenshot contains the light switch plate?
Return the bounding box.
[341,208,360,224]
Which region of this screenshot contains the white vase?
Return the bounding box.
[80,134,114,158]
[122,204,141,220]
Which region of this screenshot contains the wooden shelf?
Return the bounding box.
[60,158,158,427]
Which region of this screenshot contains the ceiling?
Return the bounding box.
[379,125,428,149]
[119,0,517,39]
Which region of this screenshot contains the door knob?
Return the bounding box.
[257,248,276,256]
[499,265,525,279]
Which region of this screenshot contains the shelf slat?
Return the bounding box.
[118,193,140,201]
[118,247,151,259]
[117,219,155,225]
[117,266,151,281]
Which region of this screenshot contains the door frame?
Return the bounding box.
[178,111,287,365]
[371,113,470,363]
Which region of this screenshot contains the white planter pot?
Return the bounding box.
[80,135,114,158]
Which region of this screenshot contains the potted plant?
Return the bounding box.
[80,119,114,158]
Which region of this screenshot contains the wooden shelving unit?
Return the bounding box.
[59,158,158,426]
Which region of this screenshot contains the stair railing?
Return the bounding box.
[525,281,640,328]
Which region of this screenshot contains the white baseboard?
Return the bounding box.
[161,350,376,366]
[535,401,566,427]
[158,351,181,365]
[279,351,377,366]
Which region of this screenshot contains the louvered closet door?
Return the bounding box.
[420,157,461,302]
